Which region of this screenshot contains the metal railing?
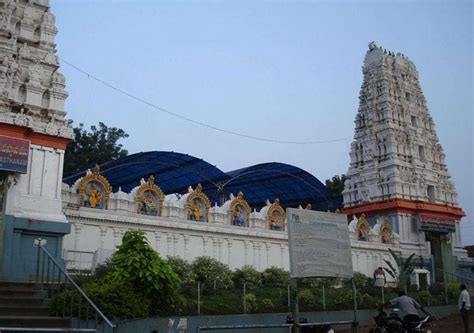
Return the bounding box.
[36,241,116,333]
[196,320,357,333]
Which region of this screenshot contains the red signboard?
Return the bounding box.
[0,135,30,174]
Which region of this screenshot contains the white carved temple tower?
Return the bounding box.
[342,42,469,281]
[0,0,72,280]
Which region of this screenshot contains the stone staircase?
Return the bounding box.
[0,281,96,333]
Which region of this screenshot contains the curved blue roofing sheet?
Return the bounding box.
[63,151,341,211]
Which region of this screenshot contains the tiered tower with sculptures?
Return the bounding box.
[0,0,72,280]
[342,42,469,281]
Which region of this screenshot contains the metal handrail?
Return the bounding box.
[36,242,116,333]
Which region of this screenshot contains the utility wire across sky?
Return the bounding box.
[59,57,349,147]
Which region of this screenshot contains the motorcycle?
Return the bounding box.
[369,308,431,333]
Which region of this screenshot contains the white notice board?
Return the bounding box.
[287,208,353,279]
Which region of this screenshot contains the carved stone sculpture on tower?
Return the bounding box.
[1,1,16,31]
[27,59,43,88]
[1,54,18,97]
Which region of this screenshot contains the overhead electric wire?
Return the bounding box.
[59,57,349,146]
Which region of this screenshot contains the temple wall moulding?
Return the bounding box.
[63,178,294,231]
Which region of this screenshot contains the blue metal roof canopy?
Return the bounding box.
[220,163,337,211]
[63,151,341,211]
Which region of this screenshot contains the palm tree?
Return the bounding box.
[383,248,415,291]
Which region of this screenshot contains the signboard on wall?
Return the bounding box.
[0,135,30,174]
[287,208,353,279]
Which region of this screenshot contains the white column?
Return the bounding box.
[113,228,121,247]
[280,244,285,269]
[99,226,108,249]
[173,234,179,258]
[265,243,270,270]
[154,232,161,253]
[257,243,262,271]
[227,239,232,266]
[218,239,223,261]
[73,223,83,251]
[183,235,190,261]
[166,233,172,258]
[202,236,209,257]
[162,232,168,257]
[212,238,218,259]
[244,241,250,266]
[253,242,258,269]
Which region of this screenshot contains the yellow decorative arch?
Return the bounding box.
[380,218,393,244]
[136,175,164,216]
[268,198,286,231]
[230,192,251,227]
[356,214,370,241]
[186,184,211,222]
[79,165,112,209]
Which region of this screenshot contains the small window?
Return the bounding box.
[405,92,411,101]
[427,185,435,202]
[411,115,417,126]
[419,145,426,162]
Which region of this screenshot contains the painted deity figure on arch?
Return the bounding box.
[141,190,158,216]
[232,205,246,227]
[190,198,205,222]
[84,181,103,209]
[270,210,283,230]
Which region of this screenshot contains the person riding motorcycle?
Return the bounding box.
[381,291,431,328]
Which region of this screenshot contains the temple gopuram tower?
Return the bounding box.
[0,0,72,280]
[342,42,470,281]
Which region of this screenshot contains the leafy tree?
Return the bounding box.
[110,230,180,307]
[191,256,234,292]
[233,265,262,290]
[261,266,290,287]
[383,248,415,290]
[325,174,348,196]
[64,121,129,176]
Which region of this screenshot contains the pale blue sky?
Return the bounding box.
[51,0,473,244]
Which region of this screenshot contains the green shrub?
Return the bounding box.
[359,293,376,309]
[351,272,374,295]
[299,288,317,310]
[260,298,275,313]
[167,257,196,290]
[326,288,353,310]
[261,267,290,287]
[245,293,258,313]
[414,290,431,306]
[192,257,234,293]
[233,265,262,290]
[200,290,242,315]
[50,280,150,319]
[445,282,460,300]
